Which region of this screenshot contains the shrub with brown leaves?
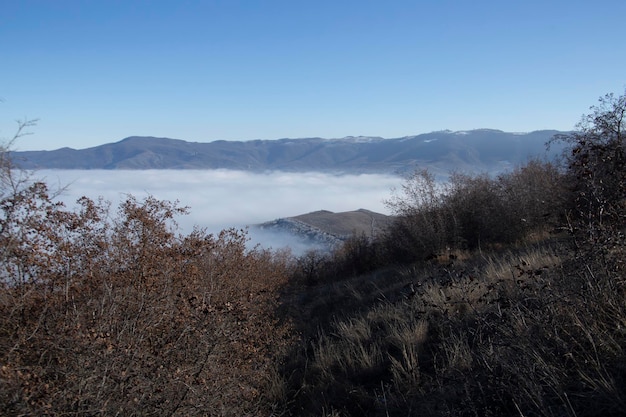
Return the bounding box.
[1,142,292,416]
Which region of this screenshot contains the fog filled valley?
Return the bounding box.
[40,169,402,254]
[2,91,626,417]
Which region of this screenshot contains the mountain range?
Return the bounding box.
[10,129,566,175]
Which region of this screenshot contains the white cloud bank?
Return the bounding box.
[39,170,402,248]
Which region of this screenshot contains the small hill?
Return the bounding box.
[290,209,392,238]
[255,209,392,251]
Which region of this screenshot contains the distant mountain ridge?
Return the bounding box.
[11,129,565,174]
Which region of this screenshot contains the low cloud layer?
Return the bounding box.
[40,170,402,249]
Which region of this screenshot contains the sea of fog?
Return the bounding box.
[37,170,402,254]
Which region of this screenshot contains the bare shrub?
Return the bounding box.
[446,172,510,248]
[384,161,566,263]
[384,169,453,262]
[551,89,626,241]
[497,159,566,233]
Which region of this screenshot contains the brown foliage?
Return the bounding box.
[0,174,292,415]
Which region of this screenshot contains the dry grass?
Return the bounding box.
[278,240,626,416]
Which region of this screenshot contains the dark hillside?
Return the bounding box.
[273,91,626,417]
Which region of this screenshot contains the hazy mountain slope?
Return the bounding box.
[255,209,393,252]
[290,209,392,238]
[11,130,566,174]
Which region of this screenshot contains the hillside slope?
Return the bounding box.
[255,209,392,250]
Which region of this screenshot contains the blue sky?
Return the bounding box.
[1,0,625,151]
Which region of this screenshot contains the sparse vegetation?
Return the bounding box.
[2,90,625,416]
[383,159,566,263]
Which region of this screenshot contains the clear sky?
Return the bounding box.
[1,0,625,151]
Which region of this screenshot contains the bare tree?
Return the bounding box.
[1,118,38,197]
[551,89,626,239]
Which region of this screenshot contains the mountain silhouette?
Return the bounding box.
[11,129,565,174]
